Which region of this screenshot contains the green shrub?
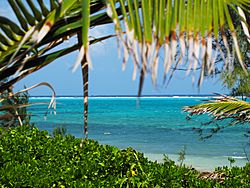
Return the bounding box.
[215,163,250,187]
[0,87,31,127]
[0,126,249,187]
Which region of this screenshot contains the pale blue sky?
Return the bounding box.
[1,1,227,96]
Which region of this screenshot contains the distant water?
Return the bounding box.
[29,97,250,171]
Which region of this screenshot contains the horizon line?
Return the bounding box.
[29,94,227,97]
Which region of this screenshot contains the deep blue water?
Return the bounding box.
[29,97,250,169]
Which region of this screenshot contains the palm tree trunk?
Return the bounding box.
[82,58,89,139]
[77,33,89,139]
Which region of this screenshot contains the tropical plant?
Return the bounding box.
[221,67,250,100]
[0,85,31,127]
[2,126,250,187]
[220,9,250,100]
[0,82,56,127]
[183,95,250,141]
[0,0,114,137]
[183,95,250,124]
[0,0,249,137]
[0,85,30,127]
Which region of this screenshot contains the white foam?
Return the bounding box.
[57,97,78,99]
[103,132,111,135]
[30,97,52,100]
[30,96,217,100]
[223,156,247,159]
[233,156,246,159]
[90,96,214,99]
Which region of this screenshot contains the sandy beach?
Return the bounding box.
[145,153,248,171]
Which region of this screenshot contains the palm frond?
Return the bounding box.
[0,0,113,136]
[107,0,250,89]
[0,0,114,90]
[0,82,56,127]
[0,34,114,92]
[183,96,250,123]
[0,0,71,72]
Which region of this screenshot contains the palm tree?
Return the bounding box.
[0,0,249,138]
[0,0,113,137]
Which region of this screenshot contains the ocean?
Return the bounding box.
[29,96,250,171]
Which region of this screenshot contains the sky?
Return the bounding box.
[0,1,228,96]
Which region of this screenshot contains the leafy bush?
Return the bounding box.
[0,126,249,187]
[0,87,31,127]
[215,164,250,187]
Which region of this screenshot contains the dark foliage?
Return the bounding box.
[0,86,31,127]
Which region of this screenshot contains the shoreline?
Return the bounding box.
[144,153,248,172]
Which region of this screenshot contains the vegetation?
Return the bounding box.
[0,126,249,187]
[215,164,250,187]
[0,85,31,127]
[183,96,250,125]
[220,8,250,99]
[0,2,249,186]
[221,67,250,100]
[0,82,56,127]
[183,95,250,139]
[0,0,249,137]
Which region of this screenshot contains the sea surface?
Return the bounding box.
[29,96,250,171]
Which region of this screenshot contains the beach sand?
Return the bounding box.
[144,153,248,172]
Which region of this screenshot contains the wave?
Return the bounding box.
[30,97,53,100]
[30,96,81,100]
[91,96,215,99]
[232,156,247,159]
[103,132,111,135]
[223,156,247,159]
[30,96,217,100]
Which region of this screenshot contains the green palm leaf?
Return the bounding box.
[0,0,112,137]
[183,96,250,123]
[107,0,250,91]
[1,0,250,92]
[0,0,113,93]
[0,0,109,72]
[0,0,72,67]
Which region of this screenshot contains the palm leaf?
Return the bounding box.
[0,82,56,126]
[0,0,109,72]
[107,0,250,87]
[0,0,114,137]
[0,35,114,92]
[1,0,250,90]
[183,96,250,123]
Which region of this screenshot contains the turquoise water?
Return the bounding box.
[30,97,250,171]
